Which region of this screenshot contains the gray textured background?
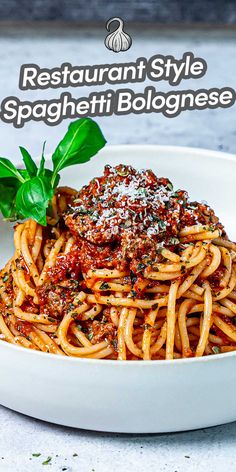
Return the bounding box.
[0,0,236,24]
[0,27,235,160]
[1,29,236,472]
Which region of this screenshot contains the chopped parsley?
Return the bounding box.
[111,339,118,350]
[76,208,91,215]
[137,262,145,272]
[167,182,173,191]
[152,303,159,311]
[42,456,52,465]
[157,219,167,231]
[208,225,215,232]
[130,271,137,284]
[169,237,180,245]
[99,281,111,290]
[143,323,149,331]
[212,346,221,354]
[136,187,147,197]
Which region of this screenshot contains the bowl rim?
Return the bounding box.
[44,143,236,164]
[0,338,235,366]
[98,143,236,163]
[1,143,236,367]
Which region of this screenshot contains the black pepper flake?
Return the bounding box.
[152,303,159,311]
[99,282,111,290]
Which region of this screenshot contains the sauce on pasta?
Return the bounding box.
[0,165,236,360]
[65,164,224,274]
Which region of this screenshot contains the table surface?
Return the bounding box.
[0,26,236,472]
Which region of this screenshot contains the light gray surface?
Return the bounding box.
[1,407,236,472]
[1,26,236,472]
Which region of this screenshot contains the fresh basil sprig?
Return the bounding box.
[19,147,38,177]
[0,118,106,225]
[51,119,106,187]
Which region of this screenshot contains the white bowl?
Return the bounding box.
[1,144,236,433]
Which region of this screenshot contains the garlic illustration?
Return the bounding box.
[105,17,132,53]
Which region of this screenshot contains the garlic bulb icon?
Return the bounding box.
[105,17,132,53]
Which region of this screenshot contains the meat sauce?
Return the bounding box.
[65,164,224,274]
[35,165,225,332]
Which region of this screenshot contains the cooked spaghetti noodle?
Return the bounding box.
[1,164,236,360]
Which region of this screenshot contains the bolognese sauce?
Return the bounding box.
[65,164,224,274]
[1,163,235,361]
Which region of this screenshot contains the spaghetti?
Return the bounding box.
[1,164,236,360]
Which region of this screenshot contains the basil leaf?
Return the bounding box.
[0,180,21,219]
[37,141,46,176]
[0,119,107,225]
[44,169,60,189]
[0,158,25,182]
[19,147,37,177]
[18,169,30,180]
[15,176,54,226]
[51,118,106,186]
[0,176,20,187]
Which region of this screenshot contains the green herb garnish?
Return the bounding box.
[169,237,180,245]
[0,118,106,225]
[42,456,52,465]
[111,339,118,350]
[32,453,41,457]
[158,219,166,231]
[152,303,159,310]
[212,346,221,354]
[99,281,110,290]
[137,262,145,272]
[166,182,173,191]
